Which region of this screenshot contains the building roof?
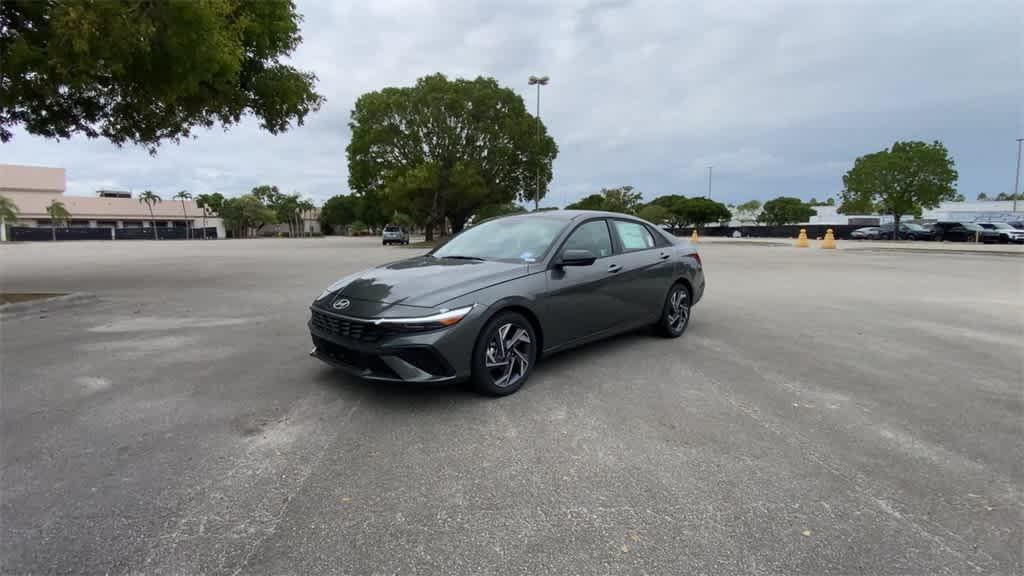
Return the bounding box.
[3,190,206,219]
[0,164,65,193]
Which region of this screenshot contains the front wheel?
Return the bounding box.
[471,312,537,396]
[656,283,692,338]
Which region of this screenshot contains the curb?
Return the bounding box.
[0,292,97,319]
[845,247,1024,257]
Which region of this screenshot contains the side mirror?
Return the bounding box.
[560,249,597,266]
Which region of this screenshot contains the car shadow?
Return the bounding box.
[309,365,478,409]
[307,324,689,409]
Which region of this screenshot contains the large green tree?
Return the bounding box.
[678,197,732,229]
[565,194,606,211]
[1,0,323,150]
[637,204,668,225]
[648,195,689,230]
[734,199,761,224]
[347,74,558,240]
[320,194,360,234]
[759,196,816,226]
[565,186,643,214]
[219,194,276,238]
[473,203,527,223]
[195,192,225,238]
[839,140,958,239]
[600,186,644,214]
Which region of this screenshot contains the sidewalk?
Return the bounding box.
[696,236,1024,255]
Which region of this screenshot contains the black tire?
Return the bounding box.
[470,311,537,396]
[656,282,692,338]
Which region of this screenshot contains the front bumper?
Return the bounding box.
[308,304,485,383]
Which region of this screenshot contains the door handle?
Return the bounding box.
[607,264,622,273]
[659,252,671,260]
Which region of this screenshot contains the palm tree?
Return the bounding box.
[1,194,18,241]
[173,190,192,238]
[195,194,211,239]
[194,192,225,239]
[297,199,315,237]
[138,191,162,239]
[46,200,71,241]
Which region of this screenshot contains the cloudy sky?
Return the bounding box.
[4,0,1021,207]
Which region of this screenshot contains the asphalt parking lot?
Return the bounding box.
[2,237,1021,575]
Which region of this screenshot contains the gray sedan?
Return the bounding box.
[309,210,705,395]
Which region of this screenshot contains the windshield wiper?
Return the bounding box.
[439,255,486,261]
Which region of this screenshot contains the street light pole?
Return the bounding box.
[707,166,713,199]
[1014,138,1022,213]
[528,75,549,211]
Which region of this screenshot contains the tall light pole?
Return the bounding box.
[707,166,713,199]
[528,75,549,211]
[1015,138,1022,213]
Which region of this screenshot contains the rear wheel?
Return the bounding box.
[656,283,691,338]
[471,312,536,396]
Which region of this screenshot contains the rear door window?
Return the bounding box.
[612,220,656,252]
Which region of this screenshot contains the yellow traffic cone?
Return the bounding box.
[795,228,809,248]
[690,229,699,243]
[821,228,836,249]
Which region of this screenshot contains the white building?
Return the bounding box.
[1,164,226,239]
[809,201,1022,225]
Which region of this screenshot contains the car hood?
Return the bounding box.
[326,256,529,309]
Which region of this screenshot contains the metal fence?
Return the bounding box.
[675,224,866,240]
[9,227,218,241]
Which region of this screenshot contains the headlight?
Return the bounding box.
[373,305,475,331]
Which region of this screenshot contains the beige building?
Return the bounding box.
[1,164,225,240]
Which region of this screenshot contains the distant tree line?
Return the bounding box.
[977,192,1023,201]
[179,186,315,239]
[564,186,733,230]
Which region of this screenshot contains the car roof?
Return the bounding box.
[505,209,649,222]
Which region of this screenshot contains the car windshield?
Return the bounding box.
[962,223,984,231]
[902,223,925,230]
[432,216,566,262]
[988,222,1013,230]
[384,225,400,232]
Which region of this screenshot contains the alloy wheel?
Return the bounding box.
[484,323,532,388]
[666,287,690,332]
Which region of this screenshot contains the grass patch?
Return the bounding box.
[0,293,67,305]
[401,238,448,249]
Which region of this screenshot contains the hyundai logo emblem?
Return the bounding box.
[332,298,351,310]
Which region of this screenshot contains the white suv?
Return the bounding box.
[382,224,409,245]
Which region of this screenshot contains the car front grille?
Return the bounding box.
[310,309,391,343]
[311,336,400,378]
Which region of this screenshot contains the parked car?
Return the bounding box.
[382,224,410,245]
[309,211,705,395]
[851,226,881,239]
[977,222,1024,244]
[930,222,989,242]
[876,222,934,240]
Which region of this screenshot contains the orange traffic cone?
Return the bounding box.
[795,228,809,248]
[821,229,836,249]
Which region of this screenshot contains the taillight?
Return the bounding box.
[692,252,702,267]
